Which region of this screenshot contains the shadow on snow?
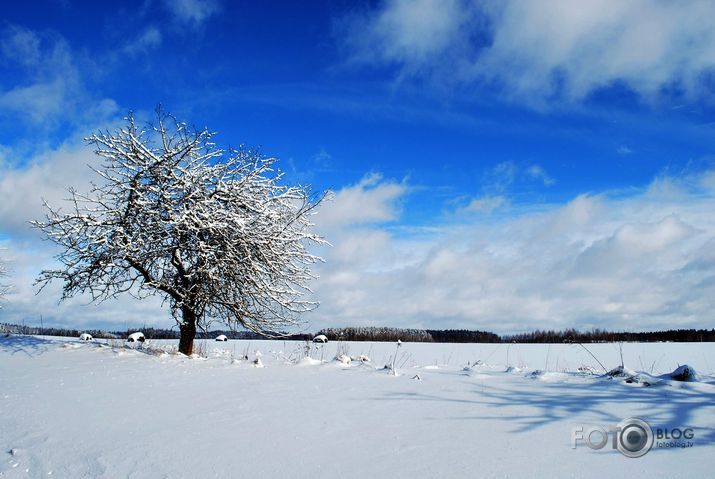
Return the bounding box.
[0,335,58,357]
[377,373,715,451]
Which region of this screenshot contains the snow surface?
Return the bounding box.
[1,336,714,478]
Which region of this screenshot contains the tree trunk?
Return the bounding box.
[178,306,197,355]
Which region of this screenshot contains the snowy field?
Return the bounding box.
[1,336,714,478]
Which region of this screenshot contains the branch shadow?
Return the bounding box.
[0,334,57,357]
[377,373,715,451]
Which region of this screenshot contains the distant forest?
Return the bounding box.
[2,322,714,343]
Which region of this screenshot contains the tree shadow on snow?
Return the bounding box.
[0,335,57,357]
[377,375,715,451]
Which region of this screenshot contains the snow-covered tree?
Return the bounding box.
[34,110,327,354]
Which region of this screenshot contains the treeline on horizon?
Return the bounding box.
[3,322,715,343]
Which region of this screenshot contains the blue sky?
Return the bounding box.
[2,0,715,333]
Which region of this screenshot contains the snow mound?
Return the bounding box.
[528,370,569,382]
[295,357,322,367]
[334,354,352,365]
[215,335,228,342]
[667,364,699,382]
[605,365,637,378]
[577,365,599,375]
[79,333,93,341]
[605,366,659,386]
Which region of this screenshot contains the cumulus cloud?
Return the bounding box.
[339,0,715,103]
[0,140,99,237]
[340,0,471,73]
[3,139,715,334]
[309,170,715,333]
[316,173,407,231]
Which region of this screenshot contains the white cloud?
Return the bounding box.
[525,165,555,186]
[0,25,42,67]
[309,170,715,333]
[316,173,406,231]
[0,25,113,128]
[123,27,162,56]
[0,140,99,237]
[340,0,715,103]
[4,139,715,334]
[341,0,470,73]
[163,0,221,27]
[617,145,633,155]
[462,162,555,210]
[460,195,507,214]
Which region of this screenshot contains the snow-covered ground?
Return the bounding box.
[1,336,714,478]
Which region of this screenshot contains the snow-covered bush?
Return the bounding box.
[127,332,145,343]
[669,364,699,382]
[334,354,351,365]
[605,365,637,378]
